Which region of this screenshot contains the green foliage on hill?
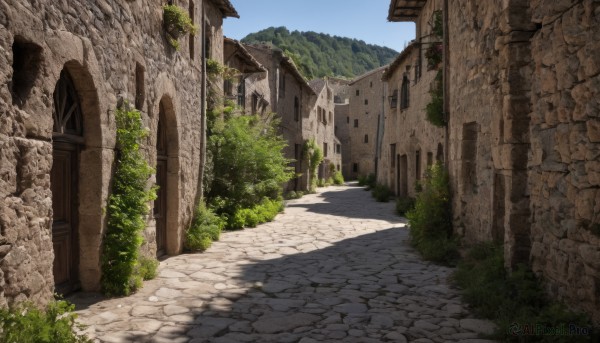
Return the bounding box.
[241,26,398,79]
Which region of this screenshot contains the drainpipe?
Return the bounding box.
[196,0,207,205]
[443,0,450,167]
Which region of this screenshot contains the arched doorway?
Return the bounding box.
[51,70,83,295]
[155,102,168,257]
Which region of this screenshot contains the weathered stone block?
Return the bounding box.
[587,119,600,143]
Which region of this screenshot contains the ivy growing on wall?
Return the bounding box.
[426,69,445,127]
[303,139,324,192]
[101,104,158,296]
[163,4,198,50]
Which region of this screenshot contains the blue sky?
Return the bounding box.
[223,0,416,53]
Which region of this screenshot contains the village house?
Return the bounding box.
[387,0,600,322]
[222,37,266,112]
[346,67,387,180]
[377,0,445,198]
[0,0,237,307]
[308,78,342,181]
[243,44,317,192]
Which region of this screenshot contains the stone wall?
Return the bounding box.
[447,0,504,243]
[334,103,352,177]
[0,0,228,306]
[308,80,340,182]
[347,68,386,179]
[527,0,600,322]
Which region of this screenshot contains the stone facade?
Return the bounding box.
[387,0,600,322]
[335,103,352,177]
[378,39,445,198]
[0,0,236,307]
[308,79,342,181]
[243,45,317,192]
[347,67,387,180]
[223,38,265,112]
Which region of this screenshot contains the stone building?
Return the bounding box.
[347,67,387,180]
[223,37,266,112]
[378,38,445,198]
[388,0,600,322]
[0,0,237,307]
[308,78,342,181]
[243,45,317,192]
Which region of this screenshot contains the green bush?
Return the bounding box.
[0,300,91,343]
[332,171,344,185]
[163,4,198,50]
[225,198,283,230]
[137,256,159,281]
[396,196,415,216]
[406,162,457,264]
[454,244,597,342]
[207,114,293,220]
[316,178,326,187]
[371,183,392,202]
[303,140,324,192]
[101,105,157,296]
[185,202,224,251]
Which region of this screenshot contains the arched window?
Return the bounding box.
[53,70,83,137]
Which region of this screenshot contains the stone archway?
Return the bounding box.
[50,60,105,294]
[154,95,181,256]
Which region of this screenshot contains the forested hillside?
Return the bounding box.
[241,27,398,79]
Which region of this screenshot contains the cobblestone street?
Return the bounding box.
[72,185,496,343]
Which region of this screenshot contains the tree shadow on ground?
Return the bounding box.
[73,227,473,343]
[286,186,408,224]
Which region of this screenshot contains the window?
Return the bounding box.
[251,94,258,114]
[364,99,368,105]
[337,164,340,171]
[317,107,321,122]
[224,78,233,96]
[390,144,396,168]
[356,89,359,96]
[400,75,410,109]
[11,37,42,105]
[389,89,398,109]
[237,82,245,108]
[135,63,145,111]
[336,144,341,154]
[353,163,359,173]
[323,143,328,157]
[279,70,285,98]
[427,152,433,166]
[354,119,358,128]
[370,81,373,88]
[204,25,212,59]
[294,96,299,121]
[346,116,349,124]
[364,134,368,143]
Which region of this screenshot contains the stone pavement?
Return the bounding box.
[72,185,497,343]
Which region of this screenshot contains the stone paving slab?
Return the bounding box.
[72,184,497,342]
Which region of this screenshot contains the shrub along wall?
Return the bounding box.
[101,105,158,296]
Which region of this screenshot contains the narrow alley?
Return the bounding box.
[72,185,496,343]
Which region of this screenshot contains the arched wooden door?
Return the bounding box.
[51,70,83,295]
[154,103,168,257]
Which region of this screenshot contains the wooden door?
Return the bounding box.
[155,105,168,257]
[51,70,83,295]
